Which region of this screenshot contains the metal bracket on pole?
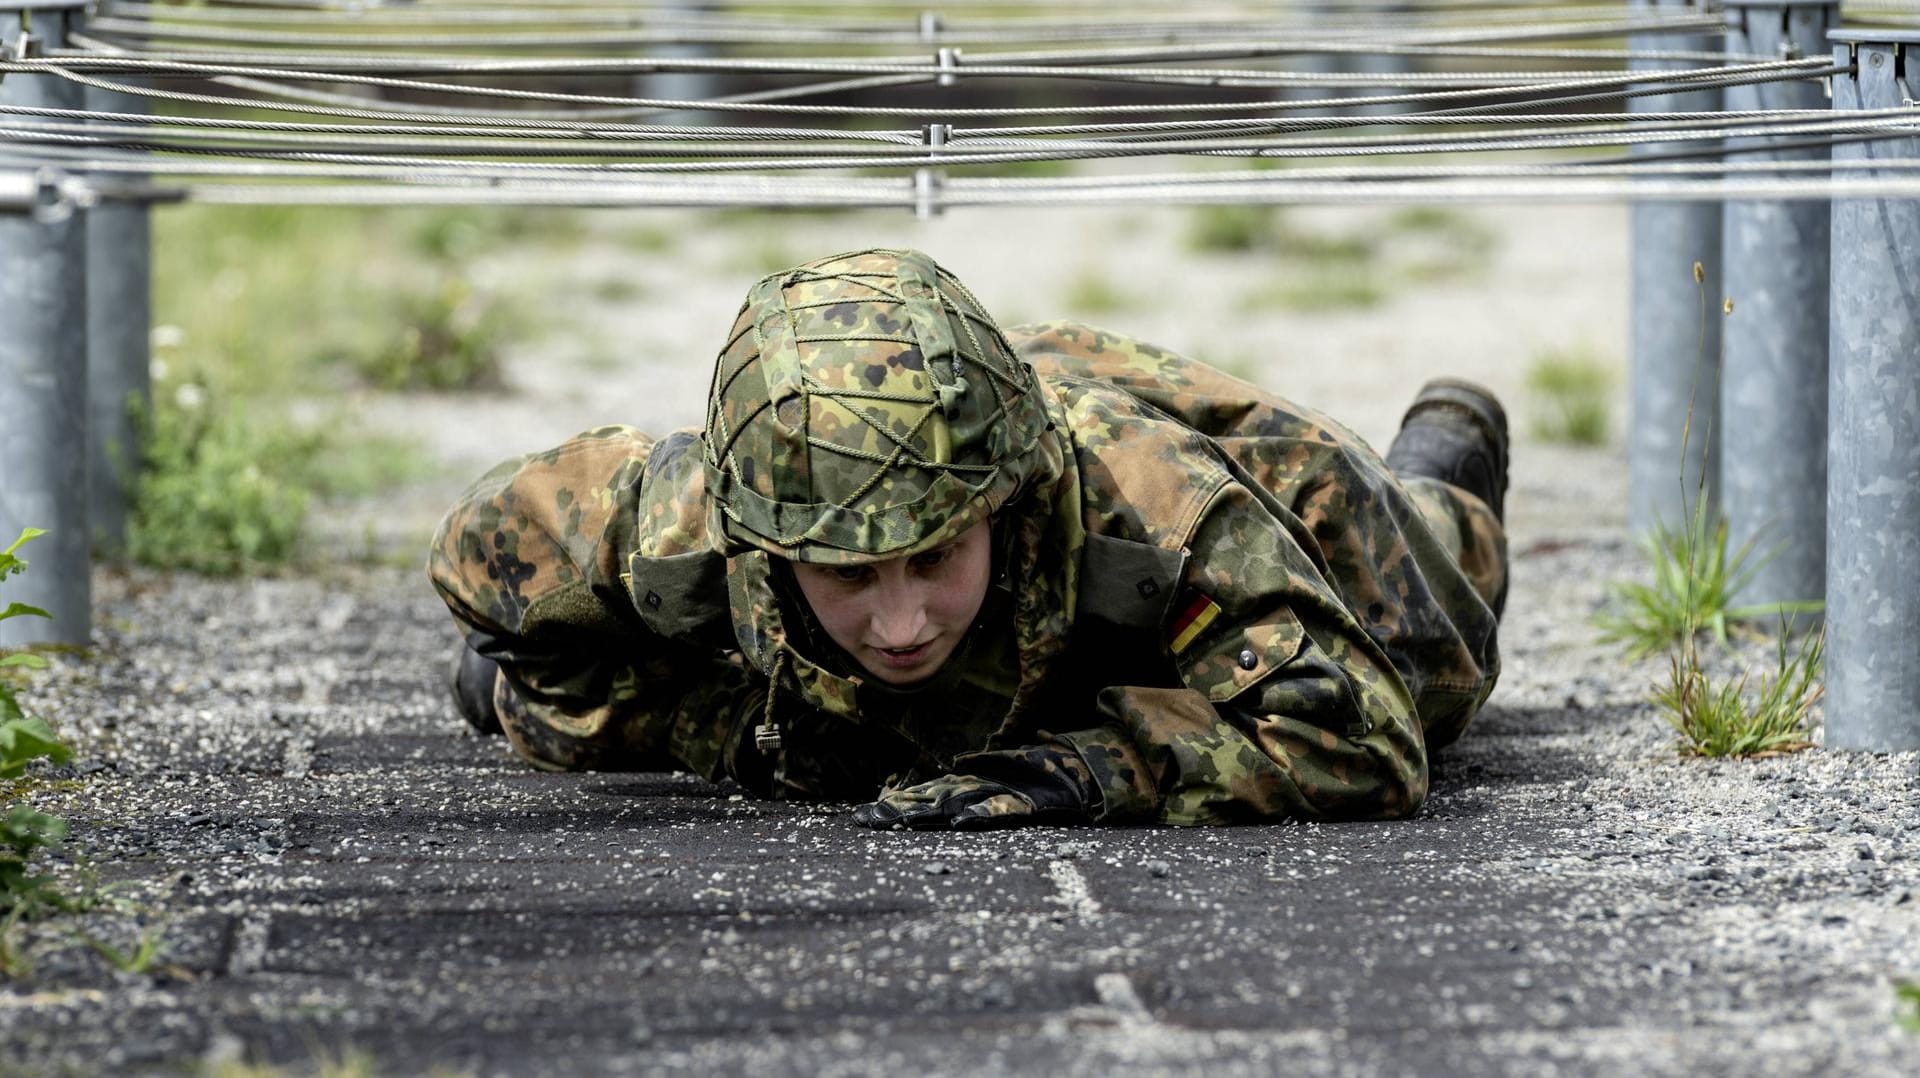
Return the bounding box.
[913,122,949,221]
[1824,28,1920,752]
[0,166,83,222]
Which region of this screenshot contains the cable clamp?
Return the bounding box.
[0,167,89,224]
[2,30,39,62]
[913,123,950,221]
[935,45,961,88]
[916,10,942,44]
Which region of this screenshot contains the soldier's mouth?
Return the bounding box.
[872,642,934,668]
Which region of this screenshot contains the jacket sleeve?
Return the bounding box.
[1049,483,1429,825]
[426,426,757,779]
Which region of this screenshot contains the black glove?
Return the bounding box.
[852,742,1094,831]
[448,644,503,736]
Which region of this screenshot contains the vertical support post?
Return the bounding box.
[1628,0,1725,533]
[645,1,714,125]
[85,83,151,558]
[0,1,91,648]
[1719,0,1838,610]
[1825,30,1920,751]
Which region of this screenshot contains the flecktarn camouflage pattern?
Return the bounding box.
[430,249,1507,827]
[703,248,1054,565]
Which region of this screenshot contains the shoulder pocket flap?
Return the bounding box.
[1078,533,1184,629]
[1176,607,1306,704]
[626,549,732,646]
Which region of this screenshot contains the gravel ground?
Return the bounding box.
[2,204,1916,1075]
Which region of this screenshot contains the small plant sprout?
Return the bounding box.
[1593,501,1820,659]
[1525,347,1613,446]
[1897,982,1920,1034]
[1621,257,1826,758]
[1654,618,1824,757]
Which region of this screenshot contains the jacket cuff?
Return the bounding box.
[1053,726,1160,823]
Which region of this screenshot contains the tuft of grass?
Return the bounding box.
[350,274,510,393]
[1630,256,1825,759]
[591,275,647,304]
[1237,266,1384,313]
[1897,982,1920,1034]
[1655,621,1823,757]
[1527,347,1614,445]
[1062,268,1132,314]
[1593,501,1821,659]
[620,224,678,253]
[126,392,316,576]
[1186,204,1276,253]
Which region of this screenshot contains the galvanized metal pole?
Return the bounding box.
[1628,0,1725,534]
[1826,29,1920,752]
[85,83,151,559]
[645,1,715,125]
[0,0,90,648]
[1719,0,1837,610]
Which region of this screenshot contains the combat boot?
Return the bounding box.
[1385,377,1509,523]
[448,644,504,736]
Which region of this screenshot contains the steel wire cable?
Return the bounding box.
[22,53,1726,90]
[9,111,1910,179]
[0,102,929,143]
[44,41,1776,68]
[75,11,1729,49]
[6,99,1870,152]
[62,31,933,121]
[117,175,1920,208]
[7,107,1908,165]
[6,54,1834,119]
[100,1,1668,27]
[20,147,1920,191]
[32,47,1737,88]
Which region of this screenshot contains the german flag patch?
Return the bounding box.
[1168,590,1222,655]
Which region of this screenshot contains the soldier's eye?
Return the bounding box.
[828,565,871,584]
[910,546,953,571]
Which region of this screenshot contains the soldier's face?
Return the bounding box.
[789,519,993,686]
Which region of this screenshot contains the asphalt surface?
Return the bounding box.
[3,519,1917,1076]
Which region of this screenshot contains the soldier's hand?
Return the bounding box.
[851,743,1093,831]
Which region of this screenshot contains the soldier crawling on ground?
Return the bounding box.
[430,247,1508,830]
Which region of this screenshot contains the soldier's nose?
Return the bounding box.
[871,598,928,648]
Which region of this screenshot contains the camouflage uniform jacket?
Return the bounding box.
[429,321,1505,825]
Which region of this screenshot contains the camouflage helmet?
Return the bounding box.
[703,248,1052,564]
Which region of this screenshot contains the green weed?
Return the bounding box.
[1237,266,1384,313]
[1629,258,1825,758]
[1063,269,1133,314]
[1593,502,1819,659]
[154,205,531,397]
[1387,207,1498,283]
[1186,204,1276,253]
[75,915,171,974]
[1654,621,1823,757]
[351,274,509,392]
[592,275,647,303]
[126,393,315,576]
[1527,347,1614,446]
[0,530,75,933]
[1897,981,1920,1033]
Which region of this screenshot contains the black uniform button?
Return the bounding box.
[1238,649,1258,671]
[644,591,662,609]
